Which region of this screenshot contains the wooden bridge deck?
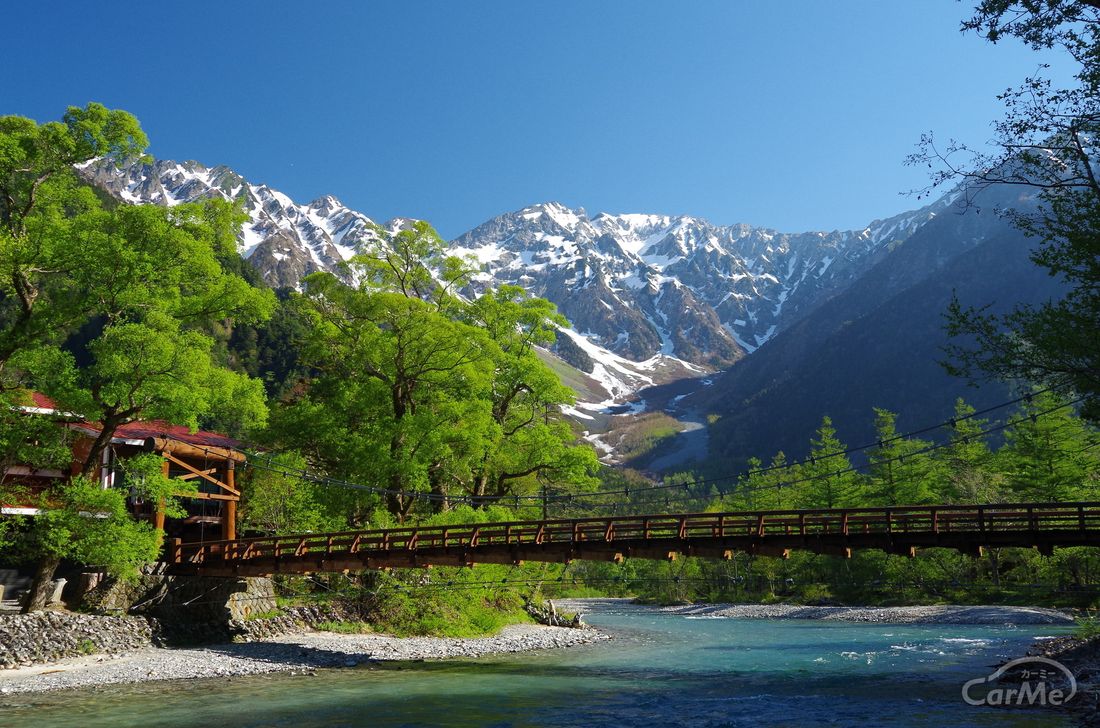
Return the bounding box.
[166,502,1100,577]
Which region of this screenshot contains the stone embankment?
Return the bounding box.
[0,605,352,670]
[0,611,154,669]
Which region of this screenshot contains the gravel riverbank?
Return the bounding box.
[0,624,608,694]
[554,598,1076,625]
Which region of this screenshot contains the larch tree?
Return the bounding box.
[866,409,937,506]
[931,398,1004,503]
[996,389,1099,501]
[794,417,863,509]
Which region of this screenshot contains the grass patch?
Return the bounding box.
[1075,611,1100,640]
[364,584,533,638]
[608,412,682,461]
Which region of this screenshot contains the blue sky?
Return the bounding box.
[3,1,1075,238]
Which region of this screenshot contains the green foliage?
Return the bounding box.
[932,398,1003,503]
[0,104,146,381]
[115,453,195,519]
[14,477,161,578]
[997,389,1098,501]
[239,452,345,535]
[795,417,862,509]
[1,106,275,479]
[1074,613,1100,640]
[0,104,279,610]
[866,409,936,505]
[268,223,598,522]
[0,390,73,472]
[33,200,276,445]
[915,3,1100,421]
[226,289,313,399]
[360,572,532,637]
[729,453,794,510]
[351,219,471,309]
[315,620,373,634]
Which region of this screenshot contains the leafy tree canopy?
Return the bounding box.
[268,223,598,522]
[912,2,1100,419]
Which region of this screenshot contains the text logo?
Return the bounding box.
[962,656,1076,707]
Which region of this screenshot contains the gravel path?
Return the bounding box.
[0,624,608,694]
[554,598,1076,625]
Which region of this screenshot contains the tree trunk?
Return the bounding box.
[21,553,62,613]
[428,466,448,513]
[80,412,126,479]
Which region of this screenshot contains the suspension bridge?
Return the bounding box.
[165,501,1100,577]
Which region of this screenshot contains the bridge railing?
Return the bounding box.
[168,501,1100,567]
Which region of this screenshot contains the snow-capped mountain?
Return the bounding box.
[451,198,955,370]
[78,158,384,288]
[79,156,960,391]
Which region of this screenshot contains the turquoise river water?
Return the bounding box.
[2,603,1076,727]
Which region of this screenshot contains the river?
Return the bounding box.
[3,602,1073,727]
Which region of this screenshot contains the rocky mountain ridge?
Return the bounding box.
[79,156,963,404]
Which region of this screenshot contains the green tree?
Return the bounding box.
[734,452,796,510]
[16,454,189,612]
[932,398,1004,503]
[1,104,274,608]
[996,389,1099,501]
[866,409,937,506]
[1,106,274,471]
[16,479,160,612]
[238,452,343,535]
[914,3,1100,420]
[352,219,471,311]
[795,417,863,509]
[464,285,598,503]
[0,103,147,380]
[26,200,275,474]
[285,270,494,520]
[0,390,75,559]
[272,225,599,521]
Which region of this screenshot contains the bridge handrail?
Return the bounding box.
[168,501,1100,566]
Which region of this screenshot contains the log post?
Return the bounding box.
[154,458,169,531]
[225,460,237,541]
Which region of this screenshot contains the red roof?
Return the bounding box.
[19,392,240,451]
[30,392,58,409]
[80,421,240,450]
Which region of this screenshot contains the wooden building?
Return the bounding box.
[2,394,244,541]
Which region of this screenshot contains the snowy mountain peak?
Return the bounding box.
[79,157,380,288]
[451,197,954,366]
[308,194,346,214]
[80,158,960,380]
